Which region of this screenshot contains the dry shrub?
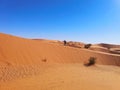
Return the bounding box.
[84,57,96,66]
[84,44,92,49]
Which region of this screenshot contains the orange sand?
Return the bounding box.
[0,33,120,90]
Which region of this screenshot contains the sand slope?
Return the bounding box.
[0,33,120,90]
[0,33,120,66]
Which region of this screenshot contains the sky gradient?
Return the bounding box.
[0,0,120,44]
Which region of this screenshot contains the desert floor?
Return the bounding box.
[0,63,120,90]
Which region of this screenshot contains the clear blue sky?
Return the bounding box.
[0,0,120,44]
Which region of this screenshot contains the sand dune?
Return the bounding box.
[90,45,109,53]
[91,43,120,54]
[0,33,120,66]
[97,43,120,48]
[0,33,120,90]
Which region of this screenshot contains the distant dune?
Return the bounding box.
[97,43,120,48]
[91,43,120,54]
[0,33,120,90]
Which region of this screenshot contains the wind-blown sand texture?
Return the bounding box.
[0,33,120,90]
